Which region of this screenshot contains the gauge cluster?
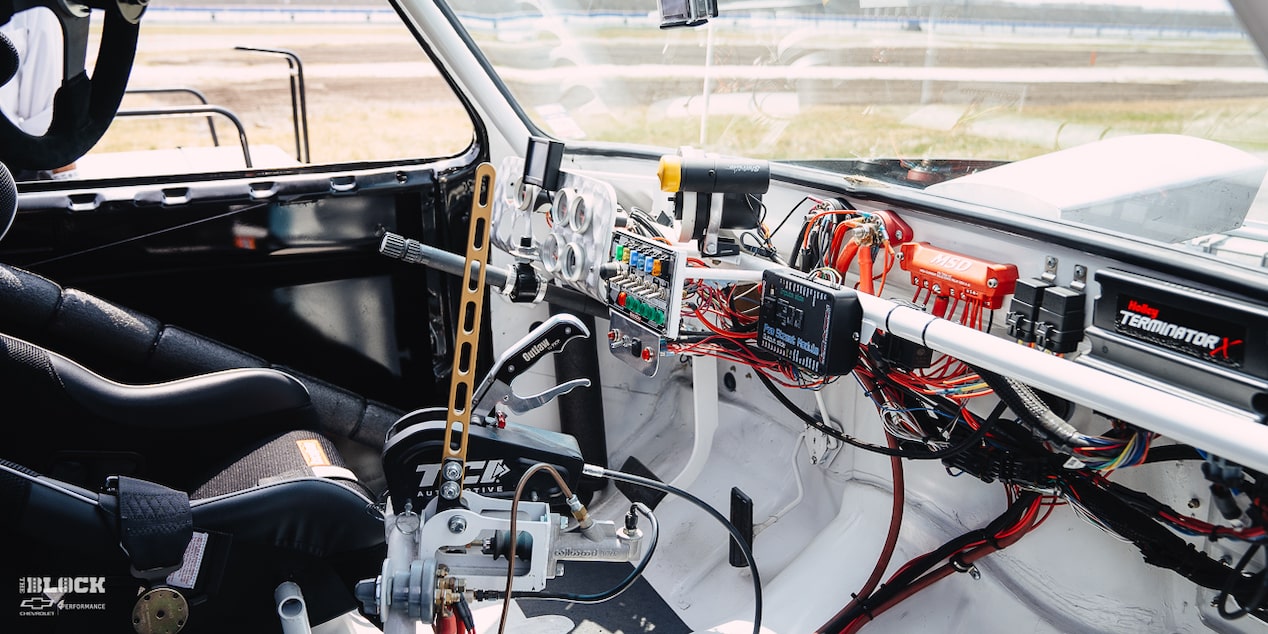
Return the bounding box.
[492,155,617,302]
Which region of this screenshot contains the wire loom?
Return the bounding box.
[617,197,1268,629]
[753,311,1268,629]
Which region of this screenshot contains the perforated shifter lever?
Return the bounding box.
[471,313,592,423]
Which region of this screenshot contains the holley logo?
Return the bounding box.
[1117,297,1244,364]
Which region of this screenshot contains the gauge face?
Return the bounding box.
[552,188,574,227]
[569,193,591,233]
[516,181,540,212]
[505,175,522,207]
[561,241,585,282]
[540,233,564,272]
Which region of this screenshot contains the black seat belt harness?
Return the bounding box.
[104,475,194,634]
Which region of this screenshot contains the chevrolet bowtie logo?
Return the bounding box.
[19,597,55,611]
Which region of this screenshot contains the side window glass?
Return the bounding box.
[17,6,473,182]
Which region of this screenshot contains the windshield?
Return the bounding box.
[444,0,1268,274]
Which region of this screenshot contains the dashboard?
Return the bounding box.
[489,138,1267,444]
[470,137,1268,629]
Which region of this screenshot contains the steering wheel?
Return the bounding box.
[0,1,145,171]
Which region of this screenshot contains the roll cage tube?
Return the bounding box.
[0,0,144,171]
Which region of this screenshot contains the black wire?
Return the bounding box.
[739,230,783,264]
[511,503,659,604]
[627,207,663,238]
[755,369,1005,460]
[596,467,762,634]
[791,220,811,270]
[769,196,814,243]
[455,595,476,631]
[1217,544,1268,619]
[745,193,765,228]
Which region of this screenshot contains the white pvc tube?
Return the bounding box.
[275,581,312,634]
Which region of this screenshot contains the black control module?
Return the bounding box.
[1086,269,1268,415]
[757,268,863,376]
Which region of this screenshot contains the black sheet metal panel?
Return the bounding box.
[2,166,448,411]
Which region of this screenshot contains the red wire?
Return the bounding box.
[874,242,896,296]
[840,495,1048,633]
[834,239,860,275]
[931,295,949,319]
[802,211,862,249]
[857,243,875,295]
[827,222,854,267]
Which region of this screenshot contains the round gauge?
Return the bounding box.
[516,181,540,212]
[504,175,522,207]
[569,192,592,233]
[561,241,586,282]
[540,233,564,273]
[551,188,574,228]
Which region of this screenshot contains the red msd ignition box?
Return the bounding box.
[899,242,1018,309]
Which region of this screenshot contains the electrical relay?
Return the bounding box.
[757,268,863,376]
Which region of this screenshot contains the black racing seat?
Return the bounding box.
[0,162,387,632]
[1,441,386,633]
[0,260,403,473]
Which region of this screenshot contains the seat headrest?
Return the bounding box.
[0,31,16,242]
[0,30,16,88]
[0,160,13,243]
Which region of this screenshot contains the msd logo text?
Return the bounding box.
[927,253,975,273]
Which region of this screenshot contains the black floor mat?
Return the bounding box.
[516,561,690,633]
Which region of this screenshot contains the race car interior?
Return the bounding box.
[3,0,1268,633]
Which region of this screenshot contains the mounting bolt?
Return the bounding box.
[440,481,461,500]
[968,565,981,581]
[442,461,463,482]
[448,516,468,534]
[1188,498,1202,510]
[987,278,998,288]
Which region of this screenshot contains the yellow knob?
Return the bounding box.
[657,155,682,193]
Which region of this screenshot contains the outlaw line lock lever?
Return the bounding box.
[471,313,592,424]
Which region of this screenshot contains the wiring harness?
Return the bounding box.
[727,198,1268,628]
